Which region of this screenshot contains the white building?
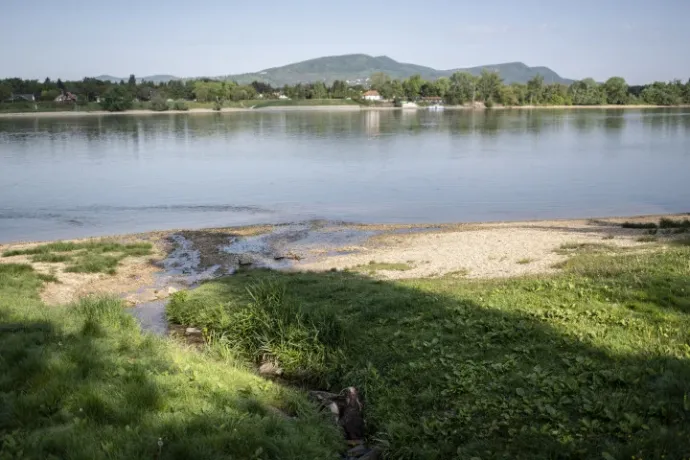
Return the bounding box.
[362,90,382,101]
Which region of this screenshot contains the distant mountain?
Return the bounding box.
[94,75,180,83]
[219,54,573,86]
[90,55,572,86]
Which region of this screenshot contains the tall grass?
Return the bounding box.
[168,276,345,383]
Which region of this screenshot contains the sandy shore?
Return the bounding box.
[1,104,687,118]
[1,214,687,305]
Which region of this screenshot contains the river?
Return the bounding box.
[1,108,689,243]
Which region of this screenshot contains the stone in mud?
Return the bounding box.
[185,327,202,336]
[238,254,253,266]
[124,297,137,307]
[258,361,283,376]
[358,448,379,460]
[346,445,369,457]
[166,286,179,295]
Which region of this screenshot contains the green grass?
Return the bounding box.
[0,102,103,113]
[0,263,342,459]
[621,218,690,231]
[29,253,73,263]
[659,217,690,229]
[554,242,620,255]
[2,240,152,274]
[620,221,658,229]
[252,99,360,109]
[350,261,413,274]
[169,244,690,459]
[636,235,658,243]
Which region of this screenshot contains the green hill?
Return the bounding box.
[91,55,572,86]
[221,54,572,86]
[94,75,180,83]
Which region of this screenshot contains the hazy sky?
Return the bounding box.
[1,0,688,84]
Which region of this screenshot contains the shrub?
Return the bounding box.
[621,221,658,229]
[100,87,133,112]
[659,217,690,229]
[484,99,494,108]
[149,95,169,112]
[212,101,223,111]
[172,100,188,111]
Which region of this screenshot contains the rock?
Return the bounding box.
[346,445,369,457]
[359,449,379,460]
[285,252,301,261]
[258,361,283,377]
[166,286,179,295]
[238,254,252,266]
[185,327,202,337]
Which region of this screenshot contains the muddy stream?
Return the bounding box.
[127,223,379,334]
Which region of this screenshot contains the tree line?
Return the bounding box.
[369,71,690,107]
[1,71,689,111]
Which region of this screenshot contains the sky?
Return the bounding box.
[1,0,689,84]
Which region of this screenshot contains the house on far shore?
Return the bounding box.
[420,96,443,104]
[8,93,36,102]
[54,92,77,103]
[363,90,382,101]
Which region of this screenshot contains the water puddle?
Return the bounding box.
[221,223,377,268]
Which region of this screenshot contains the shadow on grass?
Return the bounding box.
[169,267,690,459]
[0,266,342,459]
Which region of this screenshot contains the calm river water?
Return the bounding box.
[1,108,689,243]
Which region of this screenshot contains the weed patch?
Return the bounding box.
[554,242,619,255]
[2,240,152,274]
[351,261,413,273]
[620,221,657,229]
[636,235,658,243]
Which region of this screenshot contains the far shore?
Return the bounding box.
[1,104,688,118]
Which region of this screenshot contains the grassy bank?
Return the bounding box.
[168,238,690,459]
[0,102,103,113]
[252,99,360,109]
[0,264,343,459]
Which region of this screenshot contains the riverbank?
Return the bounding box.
[1,213,687,305]
[1,214,689,458]
[1,103,688,118]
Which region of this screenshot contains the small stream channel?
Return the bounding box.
[127,223,381,334]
